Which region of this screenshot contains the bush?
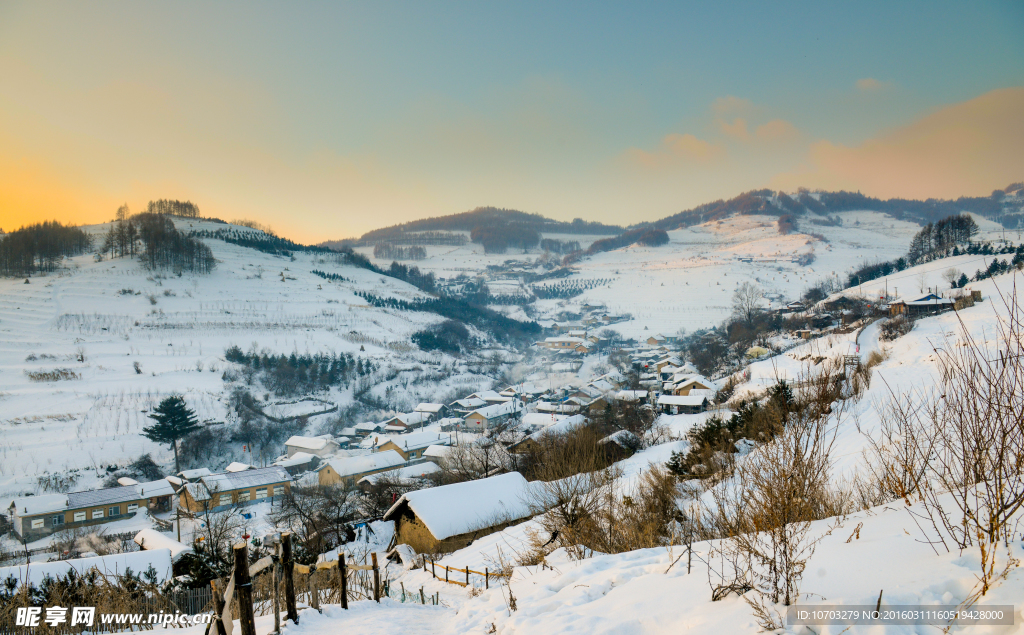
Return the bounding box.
[879,316,914,341]
[411,320,469,354]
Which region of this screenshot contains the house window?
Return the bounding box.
[109,506,120,517]
[238,491,250,502]
[74,512,86,522]
[52,515,64,526]
[92,509,104,519]
[219,494,232,506]
[31,519,44,529]
[255,488,268,499]
[127,504,139,513]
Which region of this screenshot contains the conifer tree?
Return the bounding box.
[142,396,200,472]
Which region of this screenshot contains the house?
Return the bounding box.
[670,375,715,396]
[135,479,176,512]
[423,444,453,464]
[382,411,431,431]
[646,334,667,346]
[779,301,806,314]
[353,422,385,438]
[274,452,322,476]
[437,417,465,431]
[9,485,151,541]
[375,431,452,461]
[178,468,212,482]
[449,397,487,416]
[537,336,586,350]
[535,401,580,415]
[468,390,511,405]
[284,436,340,458]
[316,450,406,487]
[383,472,536,553]
[614,390,650,404]
[463,401,524,431]
[414,403,448,420]
[658,394,710,415]
[134,528,193,564]
[357,462,441,490]
[178,466,291,514]
[794,329,812,340]
[889,294,955,317]
[510,415,588,454]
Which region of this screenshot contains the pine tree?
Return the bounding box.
[142,396,200,473]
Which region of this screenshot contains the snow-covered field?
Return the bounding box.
[0,218,498,510]
[358,212,1015,339]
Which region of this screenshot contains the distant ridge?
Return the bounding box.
[318,206,623,249]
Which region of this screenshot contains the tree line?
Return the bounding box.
[354,290,541,344]
[470,224,541,253]
[146,198,201,218]
[373,243,427,260]
[102,212,215,274]
[225,346,377,397]
[0,221,92,276]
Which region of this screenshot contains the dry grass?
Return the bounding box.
[24,368,80,382]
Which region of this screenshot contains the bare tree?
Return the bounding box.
[270,484,359,555]
[732,282,763,326]
[942,267,962,289]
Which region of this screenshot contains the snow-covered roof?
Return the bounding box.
[275,452,319,468]
[9,493,68,516]
[136,479,176,499]
[184,482,210,502]
[414,403,445,414]
[383,472,536,541]
[225,462,252,473]
[67,485,144,509]
[319,450,406,478]
[451,397,487,409]
[658,394,710,406]
[179,468,212,479]
[134,528,194,563]
[526,414,587,441]
[355,422,383,432]
[165,475,183,487]
[521,412,565,427]
[285,435,335,451]
[423,444,452,458]
[614,390,648,401]
[466,401,524,420]
[358,462,441,486]
[201,466,290,492]
[377,431,451,452]
[117,477,139,486]
[0,550,173,589]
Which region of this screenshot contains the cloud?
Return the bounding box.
[624,133,726,169]
[772,87,1024,199]
[718,118,750,141]
[856,78,888,91]
[712,95,755,118]
[755,119,800,143]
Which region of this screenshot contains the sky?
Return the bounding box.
[1,2,1022,243]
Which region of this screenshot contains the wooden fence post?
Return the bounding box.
[281,532,298,624]
[271,544,281,635]
[485,567,489,590]
[309,572,320,612]
[209,580,227,635]
[465,566,469,586]
[233,543,257,635]
[431,558,436,579]
[371,552,380,603]
[419,587,425,604]
[445,565,449,583]
[339,554,349,610]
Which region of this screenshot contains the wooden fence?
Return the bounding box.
[426,559,510,589]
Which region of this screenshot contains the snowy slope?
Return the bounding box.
[0,218,493,507]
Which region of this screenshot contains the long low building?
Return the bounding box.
[316,450,407,486]
[178,466,292,514]
[9,480,177,541]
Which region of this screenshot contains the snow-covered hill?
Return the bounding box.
[0,218,496,506]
